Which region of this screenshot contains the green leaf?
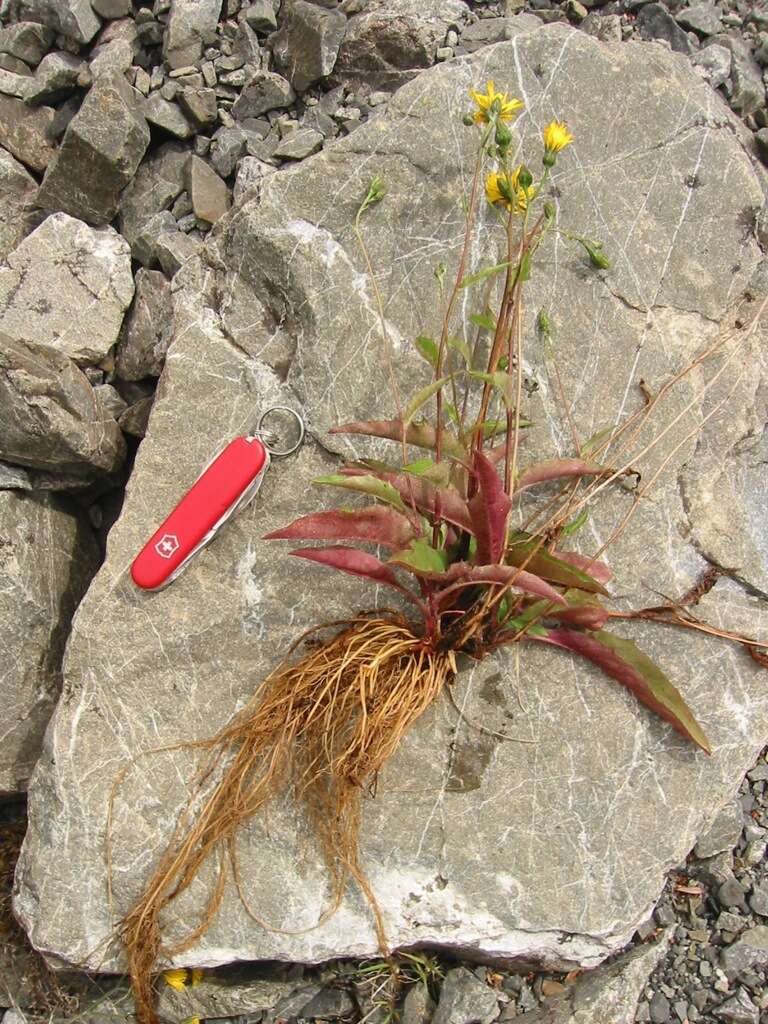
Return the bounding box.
[470,370,513,410]
[403,457,434,475]
[414,335,438,368]
[506,530,609,595]
[561,507,589,537]
[517,251,531,282]
[390,537,449,576]
[469,313,496,332]
[581,425,613,456]
[314,474,408,513]
[404,376,451,425]
[447,335,472,364]
[445,401,460,426]
[540,628,711,754]
[459,260,516,290]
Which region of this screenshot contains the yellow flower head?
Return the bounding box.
[470,80,523,125]
[485,166,534,215]
[543,120,574,154]
[163,968,204,991]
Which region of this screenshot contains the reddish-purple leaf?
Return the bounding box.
[514,458,609,492]
[552,549,612,585]
[549,590,609,630]
[289,546,419,603]
[434,562,567,605]
[342,466,473,533]
[535,627,711,753]
[469,450,512,564]
[507,532,610,595]
[265,507,416,550]
[330,418,464,458]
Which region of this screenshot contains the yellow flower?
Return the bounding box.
[543,120,574,154]
[163,968,204,991]
[470,80,523,125]
[485,166,534,214]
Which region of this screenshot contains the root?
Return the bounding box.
[118,615,454,1024]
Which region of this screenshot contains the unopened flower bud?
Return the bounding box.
[517,165,533,190]
[495,123,512,150]
[462,113,475,126]
[543,152,556,168]
[543,201,556,221]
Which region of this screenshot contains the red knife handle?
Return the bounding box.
[131,436,269,591]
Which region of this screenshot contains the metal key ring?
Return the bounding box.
[256,406,305,457]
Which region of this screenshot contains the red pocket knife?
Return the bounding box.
[131,407,304,592]
[131,436,270,591]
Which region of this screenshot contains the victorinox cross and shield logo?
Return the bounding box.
[155,534,180,559]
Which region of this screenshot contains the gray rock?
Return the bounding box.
[178,85,218,128]
[0,335,126,476]
[0,148,41,259]
[433,968,498,1024]
[720,926,768,974]
[720,36,766,116]
[272,125,323,160]
[143,92,194,137]
[26,50,87,104]
[115,269,173,380]
[650,991,671,1023]
[186,154,231,222]
[0,461,32,489]
[504,11,546,35]
[130,210,177,266]
[13,25,768,975]
[0,22,54,65]
[0,94,55,172]
[163,0,223,69]
[718,878,748,912]
[694,801,743,858]
[636,3,692,52]
[93,382,128,419]
[118,393,153,436]
[271,0,346,93]
[154,225,202,275]
[232,154,271,203]
[231,68,295,119]
[118,142,187,247]
[459,17,510,52]
[15,0,101,43]
[403,982,436,1024]
[336,0,471,87]
[0,490,98,794]
[210,125,246,177]
[157,964,299,1020]
[581,12,622,42]
[92,0,132,17]
[690,43,731,88]
[748,880,768,917]
[89,37,134,78]
[0,213,134,364]
[714,989,759,1023]
[0,66,34,100]
[37,72,150,226]
[675,3,721,35]
[243,0,276,31]
[717,912,747,933]
[299,987,357,1019]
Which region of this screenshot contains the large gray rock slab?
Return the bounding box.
[0,334,126,476]
[0,212,134,364]
[0,490,98,794]
[271,0,347,93]
[37,72,150,226]
[15,0,101,44]
[15,26,768,975]
[0,94,57,172]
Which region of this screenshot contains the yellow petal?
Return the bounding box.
[163,970,187,992]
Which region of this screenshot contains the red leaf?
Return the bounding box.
[265,507,417,550]
[289,546,417,601]
[342,466,473,533]
[552,549,612,585]
[535,628,711,753]
[549,590,609,630]
[515,458,609,492]
[330,418,464,458]
[469,450,512,564]
[436,562,567,605]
